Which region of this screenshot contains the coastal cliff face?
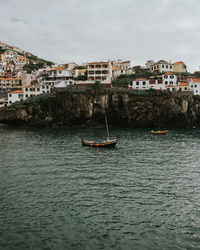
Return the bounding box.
[1,89,200,128]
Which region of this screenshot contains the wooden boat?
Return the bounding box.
[82,113,117,148]
[82,138,117,148]
[152,130,168,135]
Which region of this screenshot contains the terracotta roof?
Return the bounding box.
[9,90,24,94]
[0,77,22,80]
[112,67,121,70]
[192,78,200,83]
[79,69,87,72]
[178,82,188,86]
[167,85,177,88]
[88,62,108,65]
[134,78,148,81]
[174,61,184,65]
[164,72,175,75]
[50,67,66,71]
[16,56,28,60]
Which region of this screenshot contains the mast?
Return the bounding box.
[105,112,110,141]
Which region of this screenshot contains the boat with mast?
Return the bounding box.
[82,113,117,148]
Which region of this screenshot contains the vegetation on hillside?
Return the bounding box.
[112,69,158,87]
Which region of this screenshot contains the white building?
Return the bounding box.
[87,61,112,85]
[112,67,125,78]
[149,77,165,90]
[23,84,50,99]
[38,67,75,87]
[189,78,200,95]
[8,90,24,105]
[129,78,149,89]
[150,60,174,73]
[162,72,178,86]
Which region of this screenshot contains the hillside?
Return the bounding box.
[0,41,54,72]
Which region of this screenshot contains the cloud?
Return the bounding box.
[0,0,200,72]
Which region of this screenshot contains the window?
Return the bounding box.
[9,94,11,97]
[170,66,172,69]
[195,85,197,88]
[42,86,45,89]
[25,88,28,91]
[169,81,173,84]
[25,94,28,97]
[166,65,168,68]
[136,82,139,85]
[165,81,168,85]
[184,88,187,90]
[37,88,40,91]
[164,76,168,79]
[143,81,146,85]
[191,85,193,88]
[170,75,174,79]
[162,65,164,68]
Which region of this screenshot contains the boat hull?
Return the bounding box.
[152,130,168,135]
[82,139,117,148]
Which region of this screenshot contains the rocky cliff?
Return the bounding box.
[1,88,200,128]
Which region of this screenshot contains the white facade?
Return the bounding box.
[129,78,149,89]
[8,90,24,105]
[162,72,177,86]
[149,78,165,90]
[88,61,112,84]
[150,60,174,73]
[189,79,200,95]
[23,84,51,99]
[38,67,75,87]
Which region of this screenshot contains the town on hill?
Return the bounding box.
[1,41,200,108]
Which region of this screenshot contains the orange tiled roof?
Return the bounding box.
[50,67,66,71]
[192,78,200,83]
[112,67,121,70]
[167,85,177,87]
[16,56,28,60]
[164,72,175,75]
[88,62,108,65]
[178,82,188,86]
[174,61,184,65]
[9,90,24,94]
[134,78,148,81]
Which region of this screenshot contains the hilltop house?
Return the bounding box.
[173,61,187,73]
[150,60,173,73]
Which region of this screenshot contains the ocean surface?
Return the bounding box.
[1,125,200,250]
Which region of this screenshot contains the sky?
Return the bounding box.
[1,0,200,72]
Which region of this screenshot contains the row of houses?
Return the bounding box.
[128,72,200,95]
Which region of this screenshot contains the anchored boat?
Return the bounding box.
[151,130,168,135]
[82,113,117,148]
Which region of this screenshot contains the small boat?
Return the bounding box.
[82,138,117,148]
[152,130,168,135]
[82,113,117,148]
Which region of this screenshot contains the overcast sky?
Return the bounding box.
[1,0,200,72]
